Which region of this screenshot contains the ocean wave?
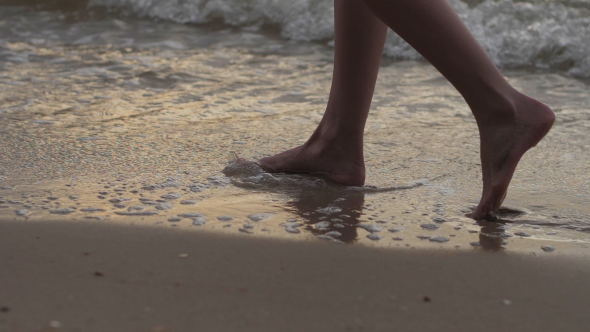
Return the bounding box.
[88,0,590,77]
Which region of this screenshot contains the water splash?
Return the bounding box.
[222,158,430,193]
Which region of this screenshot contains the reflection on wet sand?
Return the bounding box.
[478,221,509,251]
[287,189,364,244]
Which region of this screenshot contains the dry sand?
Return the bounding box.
[1,219,589,332]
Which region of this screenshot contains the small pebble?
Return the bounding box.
[85,216,106,220]
[248,213,274,222]
[358,224,383,233]
[178,212,205,218]
[392,237,404,241]
[15,209,29,216]
[115,211,157,216]
[161,192,181,200]
[49,208,75,214]
[541,245,555,252]
[285,227,300,234]
[502,299,512,306]
[156,202,173,210]
[429,236,450,243]
[367,233,383,241]
[180,200,198,205]
[420,223,439,230]
[469,242,481,247]
[81,207,105,212]
[314,221,331,230]
[317,235,334,241]
[316,206,342,214]
[192,217,206,226]
[388,227,404,233]
[283,222,302,228]
[189,184,208,193]
[325,231,342,238]
[514,231,531,237]
[239,228,253,234]
[168,217,181,222]
[217,216,234,221]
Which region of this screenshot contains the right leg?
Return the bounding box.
[258,0,388,186]
[361,0,555,219]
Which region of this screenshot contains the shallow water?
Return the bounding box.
[0,4,589,255]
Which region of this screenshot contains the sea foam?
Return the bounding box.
[88,0,590,77]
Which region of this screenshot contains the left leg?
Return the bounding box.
[258,0,388,186]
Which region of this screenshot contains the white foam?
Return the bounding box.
[222,159,430,192]
[89,0,590,77]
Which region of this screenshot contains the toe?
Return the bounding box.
[257,157,277,172]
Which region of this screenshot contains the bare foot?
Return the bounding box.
[258,137,366,186]
[473,94,555,220]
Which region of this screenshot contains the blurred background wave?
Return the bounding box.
[2,0,590,76]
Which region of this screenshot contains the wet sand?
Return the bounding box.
[1,15,589,252]
[1,219,589,332]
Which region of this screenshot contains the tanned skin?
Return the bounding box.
[259,0,555,220]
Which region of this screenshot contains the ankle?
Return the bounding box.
[469,88,520,126]
[306,121,364,153]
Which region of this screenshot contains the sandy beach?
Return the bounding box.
[1,1,590,330]
[2,219,590,332]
